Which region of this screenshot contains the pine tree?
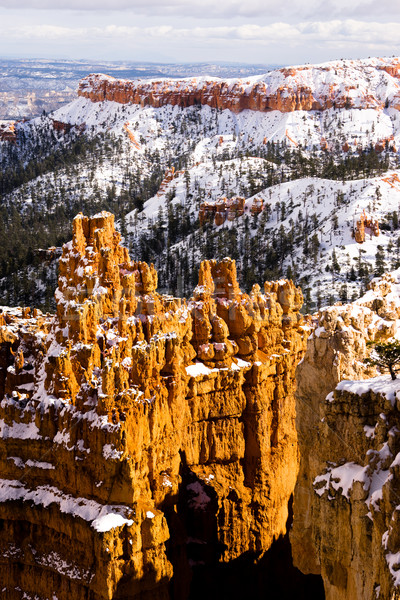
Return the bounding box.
[374,245,386,276]
[364,340,400,380]
[331,249,340,273]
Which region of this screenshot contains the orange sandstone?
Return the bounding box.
[0,212,308,599]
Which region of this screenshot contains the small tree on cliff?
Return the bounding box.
[364,340,400,380]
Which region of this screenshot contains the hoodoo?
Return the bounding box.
[0,212,309,599]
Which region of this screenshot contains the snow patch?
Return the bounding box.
[0,479,133,532]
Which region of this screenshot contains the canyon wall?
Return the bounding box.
[291,272,400,599]
[78,57,400,114]
[0,211,309,600]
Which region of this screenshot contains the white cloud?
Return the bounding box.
[2,20,400,48]
[0,0,399,20]
[0,10,398,64]
[0,0,282,15]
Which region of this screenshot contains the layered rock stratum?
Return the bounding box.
[78,57,400,114]
[291,272,400,599]
[0,211,309,600]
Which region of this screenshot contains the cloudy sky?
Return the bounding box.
[0,0,398,66]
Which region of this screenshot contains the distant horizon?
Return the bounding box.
[2,54,399,72]
[0,56,280,67]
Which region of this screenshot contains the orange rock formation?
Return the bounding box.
[250,198,264,214]
[156,167,184,197]
[51,119,73,134]
[354,210,379,243]
[0,121,16,143]
[76,73,352,114]
[77,58,400,115]
[0,212,309,599]
[199,196,245,225]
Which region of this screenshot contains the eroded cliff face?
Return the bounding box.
[291,272,400,599]
[78,57,400,114]
[0,211,309,600]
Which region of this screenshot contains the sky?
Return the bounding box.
[0,0,399,66]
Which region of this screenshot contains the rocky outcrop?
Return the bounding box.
[78,57,400,114]
[51,119,85,135]
[0,211,309,599]
[291,271,400,599]
[199,196,245,226]
[51,119,73,134]
[0,121,16,143]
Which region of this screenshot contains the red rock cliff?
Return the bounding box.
[78,57,400,114]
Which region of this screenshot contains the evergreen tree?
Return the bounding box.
[364,340,400,380]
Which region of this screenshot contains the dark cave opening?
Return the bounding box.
[187,529,325,600]
[162,458,325,600]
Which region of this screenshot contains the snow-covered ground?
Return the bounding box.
[125,159,400,306]
[3,56,400,309]
[51,95,400,156]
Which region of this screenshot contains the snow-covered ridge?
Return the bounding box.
[78,56,400,114]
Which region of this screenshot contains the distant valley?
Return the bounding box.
[1,56,400,313]
[0,58,279,119]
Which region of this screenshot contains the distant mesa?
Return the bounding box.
[78,57,400,115]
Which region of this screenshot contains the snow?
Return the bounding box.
[336,375,400,406]
[234,357,251,368]
[111,56,390,84]
[126,162,400,307]
[314,462,365,499]
[368,468,390,511]
[53,429,71,448]
[102,443,123,460]
[92,513,132,533]
[0,479,133,532]
[33,549,92,582]
[7,64,400,310]
[81,408,121,433]
[161,474,172,488]
[48,64,400,185]
[214,342,225,351]
[0,417,41,440]
[186,362,213,377]
[314,418,393,518]
[386,552,400,587]
[7,456,55,470]
[76,439,90,454]
[364,425,376,439]
[186,358,251,376]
